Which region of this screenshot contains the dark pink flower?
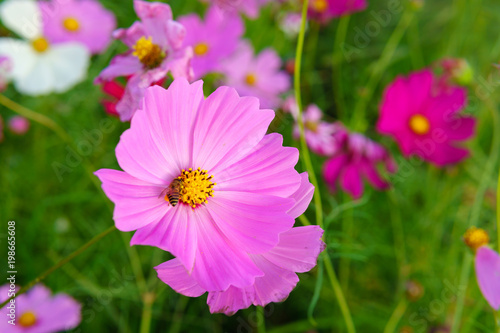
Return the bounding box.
[178,6,243,79]
[377,69,476,167]
[8,116,30,135]
[309,0,367,22]
[95,1,193,121]
[475,246,500,310]
[41,0,116,54]
[323,126,396,199]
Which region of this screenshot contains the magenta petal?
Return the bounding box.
[323,153,349,192]
[443,116,476,141]
[475,247,500,310]
[362,160,390,190]
[340,164,364,199]
[155,259,206,297]
[287,172,314,219]
[206,286,254,316]
[428,143,469,167]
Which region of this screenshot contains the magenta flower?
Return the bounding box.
[309,0,367,22]
[202,0,271,19]
[178,6,243,80]
[95,78,310,292]
[0,284,81,332]
[222,41,290,109]
[156,173,324,315]
[323,127,396,199]
[8,116,30,135]
[475,246,500,310]
[377,69,476,167]
[95,0,193,121]
[41,0,116,54]
[284,97,340,156]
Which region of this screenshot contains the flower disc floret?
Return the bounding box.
[18,311,37,327]
[409,114,430,135]
[63,17,80,32]
[178,168,216,208]
[133,36,166,69]
[32,37,50,53]
[464,227,489,251]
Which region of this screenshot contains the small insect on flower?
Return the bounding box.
[159,178,184,206]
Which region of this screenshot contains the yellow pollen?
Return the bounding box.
[18,311,37,327]
[305,120,319,132]
[464,227,489,251]
[63,17,80,32]
[177,168,216,209]
[311,0,328,12]
[32,37,49,53]
[245,73,257,86]
[409,114,430,135]
[133,36,166,69]
[194,42,209,56]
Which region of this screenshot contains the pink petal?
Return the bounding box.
[134,0,174,48]
[362,160,390,190]
[475,247,500,310]
[428,143,469,167]
[95,54,142,83]
[323,153,349,192]
[377,77,411,133]
[287,172,314,219]
[340,163,364,199]
[206,285,254,316]
[442,116,476,141]
[155,258,206,297]
[407,69,433,113]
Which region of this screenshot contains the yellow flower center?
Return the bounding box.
[305,120,319,132]
[311,0,328,12]
[245,73,257,86]
[133,36,166,69]
[63,17,80,32]
[464,227,489,251]
[194,42,209,56]
[18,311,37,327]
[409,114,430,135]
[175,168,216,209]
[32,37,49,53]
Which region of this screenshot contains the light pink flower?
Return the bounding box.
[323,127,396,199]
[41,0,116,54]
[8,116,30,135]
[178,6,243,80]
[222,41,290,109]
[309,0,367,22]
[284,97,340,156]
[475,246,500,310]
[377,69,476,167]
[202,0,271,19]
[95,0,193,121]
[0,284,81,333]
[95,78,310,292]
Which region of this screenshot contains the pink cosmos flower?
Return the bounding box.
[284,97,340,156]
[475,246,500,310]
[95,78,310,292]
[377,69,475,167]
[309,0,368,22]
[178,6,244,80]
[8,116,30,135]
[222,41,290,109]
[0,284,81,332]
[41,0,116,54]
[323,127,396,199]
[202,0,271,19]
[95,0,193,121]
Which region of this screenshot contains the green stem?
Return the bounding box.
[0,225,116,309]
[332,15,350,119]
[383,298,408,333]
[257,306,266,333]
[497,168,500,253]
[139,292,155,333]
[350,7,414,132]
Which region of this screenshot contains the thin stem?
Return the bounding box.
[256,306,266,333]
[450,253,473,333]
[497,168,500,253]
[383,298,408,333]
[332,15,350,119]
[299,214,312,226]
[0,225,116,309]
[139,292,155,333]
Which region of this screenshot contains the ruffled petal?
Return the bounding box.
[287,172,314,219]
[155,258,206,297]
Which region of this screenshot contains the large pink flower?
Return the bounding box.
[0,284,81,333]
[323,126,396,199]
[309,0,367,22]
[222,41,290,109]
[41,0,116,54]
[377,69,475,167]
[475,246,500,310]
[178,6,243,80]
[202,0,271,19]
[95,0,193,121]
[95,78,310,292]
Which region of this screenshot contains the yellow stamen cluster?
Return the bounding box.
[245,73,257,86]
[32,37,49,53]
[133,36,166,69]
[63,17,80,32]
[178,168,216,208]
[194,42,209,56]
[311,0,328,12]
[463,227,489,251]
[409,114,430,135]
[18,311,37,327]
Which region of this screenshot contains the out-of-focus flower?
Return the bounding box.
[438,58,473,87]
[0,284,81,332]
[178,6,243,80]
[40,0,116,54]
[8,116,30,135]
[308,0,367,22]
[0,0,89,96]
[405,280,424,302]
[95,0,193,121]
[323,127,396,199]
[222,41,290,109]
[202,0,271,19]
[0,56,11,91]
[278,12,303,38]
[283,96,340,156]
[377,69,475,167]
[95,79,310,292]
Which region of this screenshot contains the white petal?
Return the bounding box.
[0,38,37,79]
[0,0,42,40]
[47,43,90,93]
[15,56,55,95]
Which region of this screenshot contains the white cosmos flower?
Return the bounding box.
[0,0,90,95]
